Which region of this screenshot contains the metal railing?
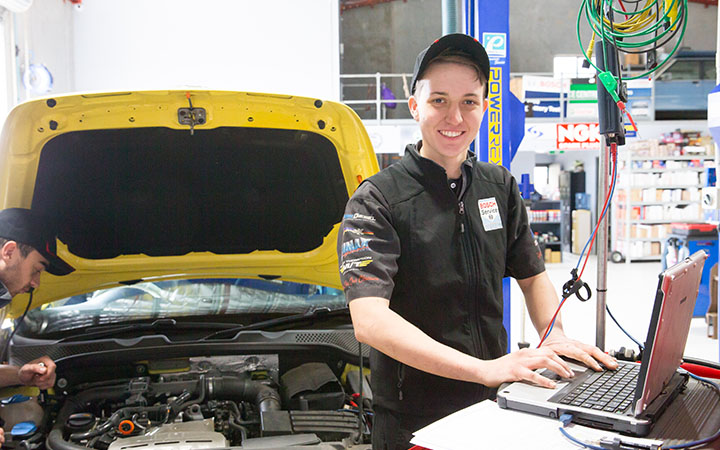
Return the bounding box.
[339,71,655,124]
[340,73,413,123]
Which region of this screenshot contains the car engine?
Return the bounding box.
[4,356,371,450]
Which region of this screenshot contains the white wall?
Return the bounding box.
[11,0,74,103]
[71,0,340,100]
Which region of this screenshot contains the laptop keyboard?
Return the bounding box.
[557,364,640,413]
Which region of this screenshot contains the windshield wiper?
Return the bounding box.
[200,307,350,341]
[55,319,240,343]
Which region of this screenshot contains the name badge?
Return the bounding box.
[477,197,503,231]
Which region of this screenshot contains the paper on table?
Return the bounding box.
[410,400,663,450]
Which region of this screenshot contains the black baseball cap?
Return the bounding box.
[411,33,491,95]
[0,208,74,276]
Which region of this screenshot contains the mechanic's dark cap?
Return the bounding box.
[411,33,491,95]
[0,208,74,276]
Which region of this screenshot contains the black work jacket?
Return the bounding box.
[340,143,544,417]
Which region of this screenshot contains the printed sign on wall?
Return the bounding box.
[556,123,600,150]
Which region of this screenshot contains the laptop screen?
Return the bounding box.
[632,250,707,415]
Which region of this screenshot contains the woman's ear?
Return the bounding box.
[408,96,419,122]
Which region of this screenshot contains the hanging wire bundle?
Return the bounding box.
[577,0,688,80]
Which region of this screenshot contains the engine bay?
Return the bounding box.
[1,355,372,450]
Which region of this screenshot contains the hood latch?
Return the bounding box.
[178,93,206,135]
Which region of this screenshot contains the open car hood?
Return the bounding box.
[0,90,377,316]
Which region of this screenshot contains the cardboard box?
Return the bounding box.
[631,189,643,202]
[707,312,718,339]
[551,251,562,263]
[650,242,661,255]
[651,225,661,238]
[572,210,592,254]
[510,77,524,100]
[545,248,552,261]
[624,53,642,66]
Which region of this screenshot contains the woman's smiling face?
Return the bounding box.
[409,61,488,173]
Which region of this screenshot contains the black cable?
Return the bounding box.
[1,289,33,362]
[607,12,624,88]
[683,356,720,371]
[355,341,365,444]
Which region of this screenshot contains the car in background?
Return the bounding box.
[654,50,716,119]
[0,90,378,449]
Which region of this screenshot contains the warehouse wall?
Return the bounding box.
[9,0,341,102]
[71,0,340,100]
[341,0,441,75]
[7,0,716,107]
[340,0,717,75]
[510,0,717,73]
[340,0,441,119]
[11,0,74,103]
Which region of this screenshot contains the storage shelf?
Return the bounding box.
[623,220,705,224]
[629,168,707,173]
[630,155,715,161]
[622,238,665,242]
[613,147,713,263]
[627,255,662,261]
[618,184,704,189]
[628,201,696,206]
[529,200,563,262]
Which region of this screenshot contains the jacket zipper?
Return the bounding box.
[459,198,487,401]
[397,362,405,401]
[458,199,482,360]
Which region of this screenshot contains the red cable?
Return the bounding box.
[539,296,569,345]
[618,0,630,19]
[625,108,638,132]
[538,143,617,347]
[681,363,720,379]
[617,101,638,133]
[578,143,617,280]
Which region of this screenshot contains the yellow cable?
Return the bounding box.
[586,32,597,60]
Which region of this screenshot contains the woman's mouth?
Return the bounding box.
[439,130,463,138]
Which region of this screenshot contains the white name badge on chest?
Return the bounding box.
[477,197,503,231]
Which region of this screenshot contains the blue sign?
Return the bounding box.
[483,32,507,65]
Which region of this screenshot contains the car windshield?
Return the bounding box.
[23,279,346,335]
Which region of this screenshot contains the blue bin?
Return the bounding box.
[663,234,718,317]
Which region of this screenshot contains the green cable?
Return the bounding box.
[576,0,687,81]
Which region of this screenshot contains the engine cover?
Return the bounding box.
[107,419,227,450]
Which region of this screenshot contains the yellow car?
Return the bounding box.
[0,90,378,449]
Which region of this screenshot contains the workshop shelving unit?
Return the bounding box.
[611,141,716,263]
[529,200,563,263]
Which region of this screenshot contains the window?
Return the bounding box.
[701,61,716,81]
[660,60,701,81]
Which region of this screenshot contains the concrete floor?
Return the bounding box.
[509,253,719,364]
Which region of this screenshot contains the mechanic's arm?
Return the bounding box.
[0,356,56,389]
[517,271,617,370]
[350,295,574,389]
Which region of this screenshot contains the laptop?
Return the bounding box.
[497,250,708,436]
